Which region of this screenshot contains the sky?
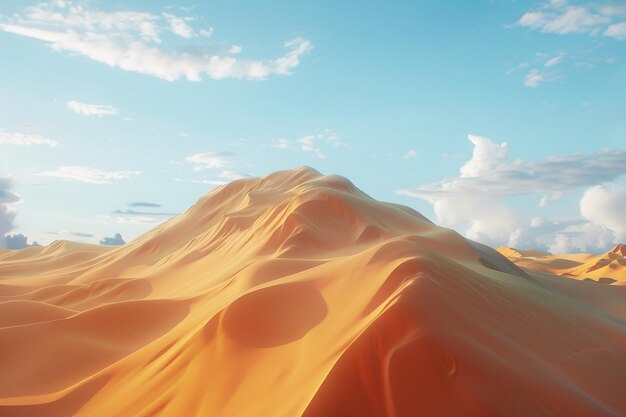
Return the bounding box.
[1,0,625,253]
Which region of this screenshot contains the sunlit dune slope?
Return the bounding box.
[499,244,626,284]
[1,167,626,417]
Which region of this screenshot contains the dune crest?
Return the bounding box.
[2,167,626,417]
[499,244,626,284]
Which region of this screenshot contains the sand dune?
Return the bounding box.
[499,244,626,284]
[1,167,626,417]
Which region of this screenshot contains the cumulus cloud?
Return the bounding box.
[37,166,141,184]
[4,234,40,249]
[396,135,626,251]
[186,152,232,170]
[0,1,312,81]
[100,232,125,245]
[67,101,118,116]
[404,149,417,159]
[399,135,626,202]
[580,184,626,241]
[518,0,626,39]
[0,128,58,147]
[0,178,21,248]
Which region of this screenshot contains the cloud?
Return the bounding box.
[396,135,626,250]
[37,166,141,184]
[47,230,94,238]
[544,54,564,67]
[270,138,291,149]
[113,209,178,216]
[272,130,345,159]
[116,216,160,224]
[100,232,125,245]
[524,69,558,87]
[518,0,626,39]
[0,1,312,81]
[404,149,417,159]
[0,128,58,147]
[67,101,118,116]
[4,234,40,249]
[163,13,194,38]
[399,135,626,202]
[218,170,250,181]
[186,152,232,170]
[580,184,626,241]
[128,201,161,208]
[0,178,21,248]
[604,22,626,39]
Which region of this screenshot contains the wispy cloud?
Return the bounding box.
[0,1,312,81]
[116,216,161,224]
[47,230,94,238]
[271,130,346,159]
[128,201,161,208]
[67,101,118,117]
[37,166,141,184]
[186,152,233,170]
[0,128,58,147]
[404,149,417,159]
[518,0,626,39]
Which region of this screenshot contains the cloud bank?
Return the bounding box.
[0,1,312,81]
[397,135,626,253]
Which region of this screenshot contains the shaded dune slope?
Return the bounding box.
[1,167,625,417]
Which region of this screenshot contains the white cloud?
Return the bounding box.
[518,1,626,40]
[0,1,312,81]
[604,22,626,39]
[116,216,160,224]
[37,166,141,184]
[0,177,22,247]
[398,135,626,203]
[271,138,291,149]
[0,129,58,147]
[396,135,626,251]
[404,149,417,159]
[218,170,250,181]
[163,13,194,38]
[580,184,626,241]
[273,130,345,159]
[229,45,242,54]
[544,54,564,67]
[524,69,555,87]
[185,152,232,170]
[67,100,118,116]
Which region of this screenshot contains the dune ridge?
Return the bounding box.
[499,244,626,284]
[1,167,625,417]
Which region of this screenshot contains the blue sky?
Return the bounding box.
[1,0,625,253]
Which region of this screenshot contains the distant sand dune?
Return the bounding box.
[1,167,625,417]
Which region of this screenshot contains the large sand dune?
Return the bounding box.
[1,167,625,417]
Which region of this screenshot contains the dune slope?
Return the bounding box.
[499,244,626,284]
[1,167,626,417]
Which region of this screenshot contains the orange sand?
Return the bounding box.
[499,244,626,284]
[1,167,625,417]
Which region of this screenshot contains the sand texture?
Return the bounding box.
[1,167,625,417]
